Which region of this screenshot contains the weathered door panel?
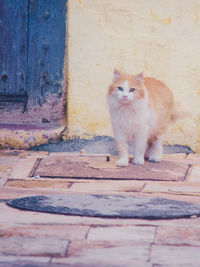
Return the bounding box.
[0,0,28,102]
[27,0,66,105]
[0,0,67,123]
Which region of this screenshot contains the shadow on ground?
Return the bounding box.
[30,136,194,155]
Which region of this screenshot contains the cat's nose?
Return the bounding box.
[123,95,128,99]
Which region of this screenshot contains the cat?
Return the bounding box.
[107,69,178,166]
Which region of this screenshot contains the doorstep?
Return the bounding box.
[0,123,65,149]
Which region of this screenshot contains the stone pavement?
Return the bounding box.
[1,150,200,266]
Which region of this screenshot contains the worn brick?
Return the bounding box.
[6,179,71,189]
[150,245,200,266]
[9,157,37,179]
[182,154,200,165]
[167,185,200,196]
[0,255,50,264]
[0,157,18,183]
[69,180,144,193]
[0,224,89,240]
[188,165,200,182]
[19,151,49,159]
[155,226,200,246]
[0,261,70,267]
[87,225,155,242]
[0,157,18,165]
[52,243,151,266]
[143,182,180,193]
[143,182,200,196]
[0,165,12,174]
[0,236,69,257]
[163,153,187,160]
[0,186,62,200]
[186,154,200,160]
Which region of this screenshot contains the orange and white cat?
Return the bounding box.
[108,69,177,166]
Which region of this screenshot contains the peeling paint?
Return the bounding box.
[78,0,88,10]
[193,6,200,22]
[150,8,171,25]
[0,94,65,124]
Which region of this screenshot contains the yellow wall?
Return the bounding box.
[67,0,200,152]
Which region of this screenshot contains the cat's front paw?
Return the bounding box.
[148,154,162,163]
[116,158,129,167]
[133,157,144,165]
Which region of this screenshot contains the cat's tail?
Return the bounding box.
[171,102,191,121]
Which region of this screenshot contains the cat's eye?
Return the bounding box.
[118,87,123,91]
[129,88,135,93]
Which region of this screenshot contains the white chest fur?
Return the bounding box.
[108,95,150,139]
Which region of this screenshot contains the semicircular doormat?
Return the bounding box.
[7,194,200,220]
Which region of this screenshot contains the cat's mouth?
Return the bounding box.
[121,98,130,104]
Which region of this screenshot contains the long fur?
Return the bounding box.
[107,69,176,166]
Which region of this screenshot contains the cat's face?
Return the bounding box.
[114,79,136,104]
[108,69,145,105]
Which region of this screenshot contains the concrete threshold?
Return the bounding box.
[0,123,65,150]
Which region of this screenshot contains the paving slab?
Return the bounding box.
[87,225,155,242]
[150,245,200,266]
[9,152,49,180]
[0,262,63,267]
[52,243,151,267]
[0,236,69,257]
[155,226,200,246]
[0,262,91,267]
[5,177,145,193]
[0,156,18,186]
[143,182,200,196]
[5,179,71,189]
[0,256,50,264]
[0,224,90,240]
[68,180,145,193]
[186,154,200,160]
[0,186,73,200]
[163,153,187,160]
[0,157,18,165]
[188,165,200,182]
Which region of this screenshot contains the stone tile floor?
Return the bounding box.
[1,150,200,266]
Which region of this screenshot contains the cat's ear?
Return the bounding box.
[113,69,121,81]
[135,72,143,83]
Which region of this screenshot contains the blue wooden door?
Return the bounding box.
[0,0,28,102]
[0,0,66,108]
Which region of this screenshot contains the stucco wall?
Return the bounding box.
[67,0,200,152]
